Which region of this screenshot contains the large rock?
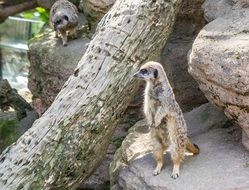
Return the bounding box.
[202,0,249,22]
[188,10,249,150]
[161,0,207,111]
[110,103,232,189]
[111,128,249,190]
[202,0,233,22]
[28,23,90,112]
[79,0,116,30]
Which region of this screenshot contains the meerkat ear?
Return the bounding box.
[153,69,158,78]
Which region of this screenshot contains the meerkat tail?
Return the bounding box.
[186,138,199,155]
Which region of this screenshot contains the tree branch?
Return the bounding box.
[0,0,37,23]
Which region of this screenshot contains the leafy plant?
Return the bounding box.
[21,7,49,23]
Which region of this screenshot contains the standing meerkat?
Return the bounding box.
[50,0,79,46]
[133,61,199,179]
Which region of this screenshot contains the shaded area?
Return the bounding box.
[0,79,32,119]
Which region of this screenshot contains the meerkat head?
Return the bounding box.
[133,61,165,82]
[52,12,69,30]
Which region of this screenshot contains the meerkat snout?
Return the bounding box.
[53,14,69,30]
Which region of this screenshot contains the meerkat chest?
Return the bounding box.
[148,86,162,111]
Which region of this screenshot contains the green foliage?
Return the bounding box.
[0,119,19,152]
[21,7,49,23]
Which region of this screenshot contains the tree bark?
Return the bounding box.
[0,0,181,189]
[0,0,38,23]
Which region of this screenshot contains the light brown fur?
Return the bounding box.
[50,0,79,46]
[134,61,199,179]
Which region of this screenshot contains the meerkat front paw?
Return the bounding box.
[153,168,161,176]
[171,171,179,179]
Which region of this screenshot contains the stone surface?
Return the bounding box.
[185,103,228,136]
[110,103,231,189]
[114,128,249,190]
[202,0,233,22]
[202,0,249,22]
[28,24,90,112]
[161,0,207,111]
[79,0,116,29]
[188,10,249,147]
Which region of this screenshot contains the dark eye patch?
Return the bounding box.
[140,69,148,75]
[153,69,158,78]
[63,15,69,21]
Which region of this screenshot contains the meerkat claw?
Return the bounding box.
[171,172,179,179]
[153,168,161,176]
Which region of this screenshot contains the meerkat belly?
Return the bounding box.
[167,117,187,152]
[151,127,169,148]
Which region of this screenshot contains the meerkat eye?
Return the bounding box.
[63,15,69,21]
[153,69,158,78]
[140,69,148,75]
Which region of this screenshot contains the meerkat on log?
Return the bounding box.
[50,0,79,46]
[133,61,199,179]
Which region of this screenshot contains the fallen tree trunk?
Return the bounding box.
[0,0,181,189]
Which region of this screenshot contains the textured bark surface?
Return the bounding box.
[0,0,181,189]
[0,0,37,23]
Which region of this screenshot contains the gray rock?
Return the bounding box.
[188,10,249,148]
[110,103,233,189]
[79,0,116,30]
[116,128,249,190]
[185,103,228,137]
[202,0,249,23]
[202,0,233,22]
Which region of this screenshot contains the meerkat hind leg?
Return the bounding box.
[153,147,164,176]
[171,152,183,179]
[171,159,180,179]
